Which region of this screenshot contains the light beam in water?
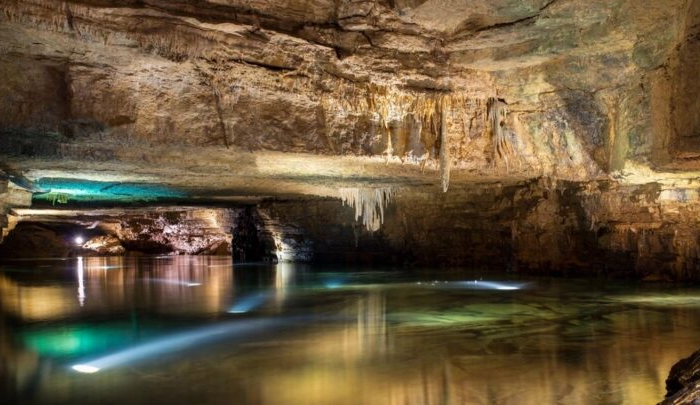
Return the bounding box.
[228,293,269,313]
[453,280,528,290]
[147,278,201,287]
[71,318,280,373]
[324,280,343,289]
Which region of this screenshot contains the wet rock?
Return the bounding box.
[661,348,700,404]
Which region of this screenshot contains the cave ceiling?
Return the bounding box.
[0,0,699,205]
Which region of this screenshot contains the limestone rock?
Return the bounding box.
[661,348,700,404]
[81,235,125,255]
[0,223,69,258]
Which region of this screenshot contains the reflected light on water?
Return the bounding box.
[453,280,528,290]
[71,318,280,373]
[5,258,700,404]
[148,278,201,287]
[228,293,269,313]
[0,256,235,320]
[76,257,85,307]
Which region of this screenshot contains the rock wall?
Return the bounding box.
[260,179,700,280]
[4,178,700,279]
[105,209,234,255]
[0,179,32,244]
[1,208,234,257]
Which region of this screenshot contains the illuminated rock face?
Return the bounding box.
[107,209,234,255]
[0,0,697,184]
[2,1,700,278]
[2,208,234,257]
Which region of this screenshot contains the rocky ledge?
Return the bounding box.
[661,349,700,404]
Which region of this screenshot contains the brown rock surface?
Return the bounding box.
[0,0,698,190]
[0,223,70,258]
[661,348,700,404]
[8,207,234,256]
[2,0,700,277]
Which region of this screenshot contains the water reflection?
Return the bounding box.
[1,258,700,404]
[0,256,234,320]
[76,257,85,307]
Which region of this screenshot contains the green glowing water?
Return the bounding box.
[1,256,699,404]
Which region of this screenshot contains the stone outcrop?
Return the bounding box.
[661,348,700,404]
[0,223,70,258]
[0,178,32,244]
[106,208,234,255]
[3,207,234,257]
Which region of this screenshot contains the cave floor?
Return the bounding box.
[2,256,700,404]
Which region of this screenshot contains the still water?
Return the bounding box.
[1,256,699,404]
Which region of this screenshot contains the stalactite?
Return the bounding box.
[339,187,395,232]
[439,97,450,193]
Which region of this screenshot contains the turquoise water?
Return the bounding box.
[1,256,699,404]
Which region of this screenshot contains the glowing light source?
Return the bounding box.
[74,236,84,245]
[72,364,100,373]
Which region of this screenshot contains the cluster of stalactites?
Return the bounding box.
[325,84,457,193]
[339,187,395,232]
[323,82,446,133]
